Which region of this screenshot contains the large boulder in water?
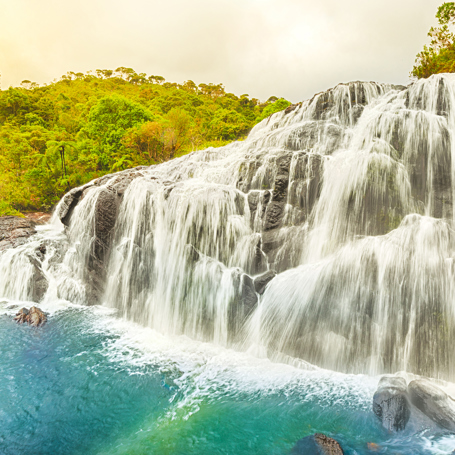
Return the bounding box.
[291,433,344,454]
[408,379,455,432]
[0,216,36,251]
[373,376,410,432]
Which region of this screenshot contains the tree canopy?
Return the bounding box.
[412,2,455,78]
[0,69,290,215]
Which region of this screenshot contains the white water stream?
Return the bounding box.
[2,74,455,381]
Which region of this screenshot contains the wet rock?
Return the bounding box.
[57,170,145,303]
[247,190,260,212]
[261,229,283,255]
[93,188,120,262]
[0,216,37,251]
[108,172,141,196]
[373,376,410,432]
[273,175,289,202]
[253,270,277,294]
[24,212,51,225]
[228,273,258,339]
[247,190,271,229]
[58,184,92,226]
[251,237,268,276]
[284,103,300,115]
[392,84,407,92]
[57,169,142,227]
[31,262,48,302]
[28,306,47,326]
[264,201,285,231]
[35,243,47,262]
[14,306,47,327]
[185,244,201,264]
[408,379,455,432]
[240,274,258,314]
[291,433,344,454]
[14,308,29,324]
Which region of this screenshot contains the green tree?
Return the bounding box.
[256,98,291,122]
[0,67,287,214]
[86,94,152,169]
[412,2,455,78]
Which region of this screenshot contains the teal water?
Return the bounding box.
[0,304,454,455]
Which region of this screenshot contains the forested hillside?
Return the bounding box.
[0,68,290,215]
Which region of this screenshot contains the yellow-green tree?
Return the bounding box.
[412,2,455,78]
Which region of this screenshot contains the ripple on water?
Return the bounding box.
[0,304,454,455]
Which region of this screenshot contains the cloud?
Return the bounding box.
[0,0,444,102]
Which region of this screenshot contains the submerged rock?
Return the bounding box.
[14,306,47,327]
[0,216,37,252]
[408,379,455,432]
[373,376,410,432]
[253,270,277,294]
[291,433,344,454]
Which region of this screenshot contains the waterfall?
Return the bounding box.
[2,74,455,380]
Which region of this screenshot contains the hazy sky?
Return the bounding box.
[0,0,443,102]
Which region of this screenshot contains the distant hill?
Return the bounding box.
[0,68,290,215]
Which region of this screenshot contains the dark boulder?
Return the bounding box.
[14,306,47,327]
[373,376,410,432]
[31,260,48,302]
[0,216,36,252]
[253,270,277,294]
[240,274,258,315]
[251,236,268,276]
[273,175,289,202]
[247,190,271,230]
[58,184,93,227]
[228,273,258,340]
[264,201,285,231]
[261,228,283,255]
[93,188,120,262]
[408,379,455,432]
[291,433,344,454]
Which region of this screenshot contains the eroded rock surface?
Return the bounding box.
[253,270,277,294]
[228,273,258,339]
[373,376,410,432]
[0,216,36,252]
[408,379,455,432]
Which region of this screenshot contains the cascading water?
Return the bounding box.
[2,74,455,385]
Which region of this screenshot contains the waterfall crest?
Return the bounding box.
[2,74,455,379]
